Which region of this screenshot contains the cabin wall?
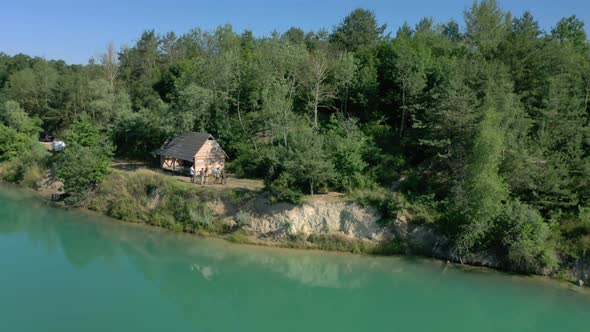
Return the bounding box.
[193,140,225,172]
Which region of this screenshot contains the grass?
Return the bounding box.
[226,229,254,244]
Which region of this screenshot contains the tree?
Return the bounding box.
[4,61,58,117]
[86,79,132,124]
[418,59,479,192]
[499,11,544,113]
[441,19,462,42]
[56,114,113,199]
[464,0,509,55]
[300,49,335,129]
[0,100,42,135]
[324,114,369,192]
[100,42,119,89]
[333,52,357,113]
[496,200,557,272]
[174,83,214,133]
[551,15,588,51]
[118,30,163,110]
[330,8,386,51]
[0,125,31,162]
[55,144,111,200]
[282,27,305,44]
[282,126,334,196]
[453,106,509,255]
[381,36,428,138]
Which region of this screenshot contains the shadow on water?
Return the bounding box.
[1,183,590,332]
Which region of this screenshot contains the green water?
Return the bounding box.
[0,185,589,332]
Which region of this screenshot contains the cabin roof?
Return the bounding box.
[156,132,222,162]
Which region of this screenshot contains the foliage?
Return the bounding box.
[55,115,113,199]
[451,106,508,255]
[330,8,386,51]
[0,125,32,162]
[495,200,558,273]
[324,114,371,192]
[87,170,227,233]
[1,101,42,135]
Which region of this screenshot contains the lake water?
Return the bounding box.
[0,185,588,332]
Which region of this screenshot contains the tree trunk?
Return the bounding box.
[310,179,314,196]
[344,84,349,114]
[313,82,320,129]
[400,79,407,138]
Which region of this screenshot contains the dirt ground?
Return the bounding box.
[174,172,265,191]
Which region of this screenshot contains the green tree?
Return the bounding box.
[453,106,509,255]
[330,8,386,51]
[300,49,335,129]
[4,61,58,118]
[496,200,557,273]
[282,126,334,196]
[551,15,588,52]
[0,125,31,162]
[1,100,42,135]
[464,0,509,56]
[56,114,113,199]
[118,30,163,110]
[324,114,369,192]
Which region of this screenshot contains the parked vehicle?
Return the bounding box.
[52,141,66,152]
[39,131,54,142]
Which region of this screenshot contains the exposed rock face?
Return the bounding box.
[209,197,393,241]
[572,259,590,284]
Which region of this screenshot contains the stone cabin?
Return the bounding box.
[156,132,227,175]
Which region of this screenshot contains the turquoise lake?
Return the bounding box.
[0,184,588,332]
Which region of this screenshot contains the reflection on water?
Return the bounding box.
[1,184,589,332]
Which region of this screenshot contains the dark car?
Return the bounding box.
[39,131,54,142]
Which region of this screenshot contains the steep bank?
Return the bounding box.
[5,167,589,285]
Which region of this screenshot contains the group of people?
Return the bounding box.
[189,165,226,185]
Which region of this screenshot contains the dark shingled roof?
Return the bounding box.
[156,132,212,162]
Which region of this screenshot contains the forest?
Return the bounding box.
[0,0,589,274]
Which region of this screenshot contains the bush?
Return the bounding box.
[268,172,303,204]
[55,114,113,201]
[0,137,49,186]
[324,114,372,192]
[20,165,45,189]
[234,211,252,227]
[0,125,31,162]
[55,144,111,199]
[226,229,252,244]
[495,201,558,273]
[307,233,373,253]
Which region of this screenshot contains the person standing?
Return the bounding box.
[221,169,227,185]
[212,167,220,183]
[189,165,195,183]
[199,168,205,185]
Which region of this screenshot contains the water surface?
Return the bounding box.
[0,185,588,332]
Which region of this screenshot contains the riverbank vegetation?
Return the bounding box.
[0,0,589,276]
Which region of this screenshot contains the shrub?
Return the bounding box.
[268,172,303,204]
[20,165,45,189]
[226,229,252,244]
[55,144,112,199]
[496,201,558,273]
[234,211,252,227]
[308,233,362,252]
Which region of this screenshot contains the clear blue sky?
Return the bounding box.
[1,0,589,64]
